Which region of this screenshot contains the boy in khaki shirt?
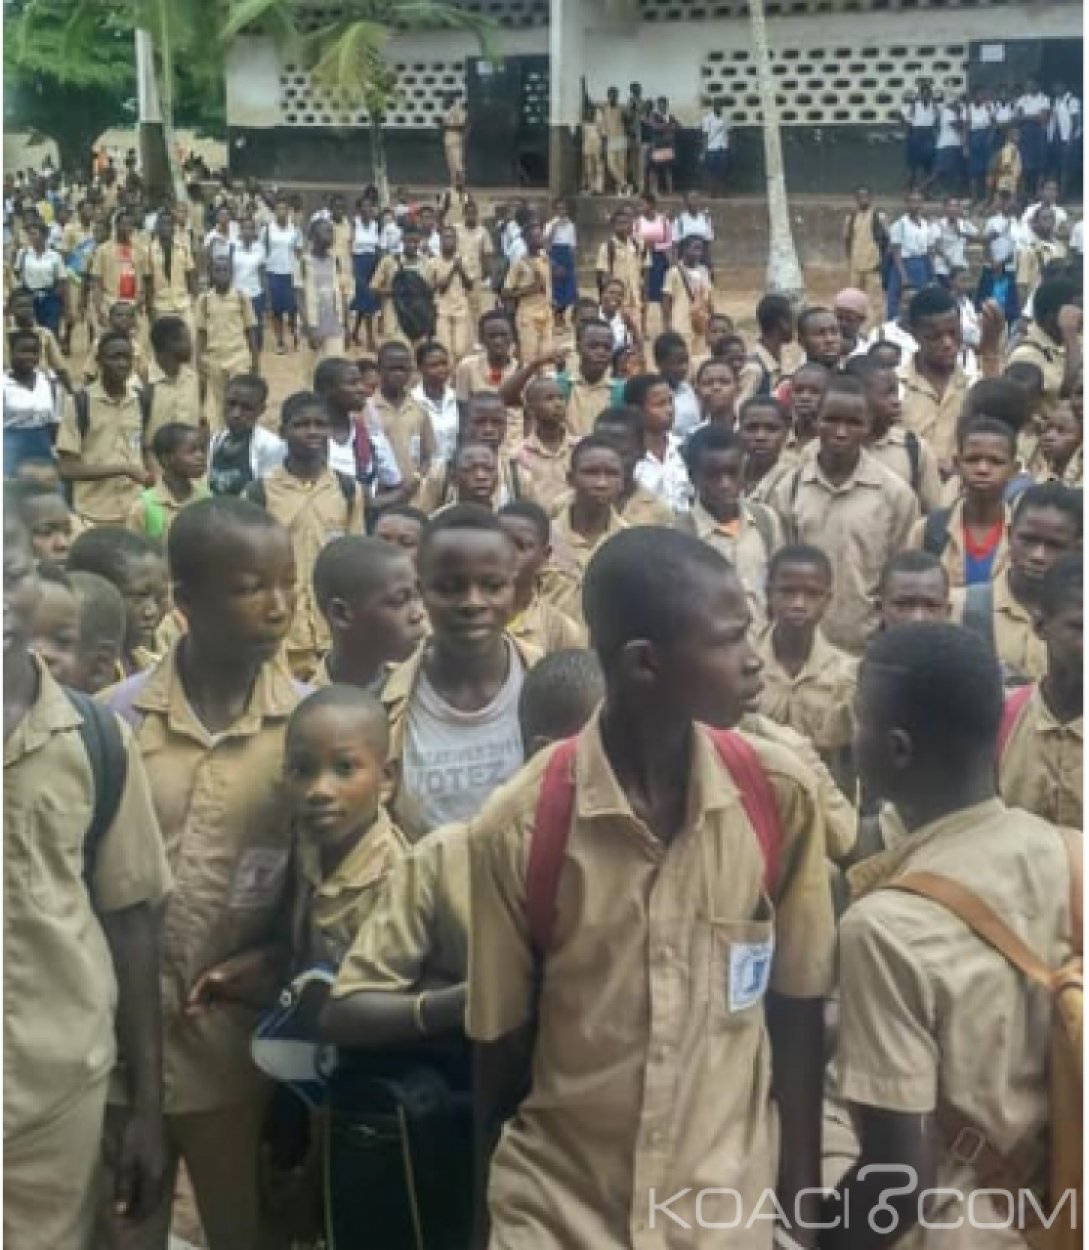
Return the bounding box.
[144,209,196,324]
[774,374,919,654]
[56,331,154,526]
[594,208,646,321]
[828,622,1075,1249]
[146,316,203,438]
[195,254,259,431]
[511,378,574,511]
[1007,275,1083,422]
[371,340,436,494]
[245,392,365,680]
[4,513,170,1250]
[503,223,553,362]
[100,497,305,1250]
[998,553,1082,828]
[498,501,585,655]
[426,226,474,364]
[469,526,835,1250]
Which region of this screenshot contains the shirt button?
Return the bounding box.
[660,945,674,961]
[648,1129,664,1147]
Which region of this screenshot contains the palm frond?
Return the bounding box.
[218,0,300,45]
[302,18,395,109]
[372,0,499,56]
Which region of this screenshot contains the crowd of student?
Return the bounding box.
[2,151,1085,1250]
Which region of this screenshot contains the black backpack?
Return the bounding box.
[391,263,436,342]
[66,688,128,885]
[74,386,153,441]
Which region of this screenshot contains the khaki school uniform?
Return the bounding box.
[663,263,714,358]
[744,454,799,508]
[2,320,67,375]
[507,592,586,654]
[254,468,365,677]
[504,255,553,362]
[998,684,1082,828]
[145,362,203,438]
[869,425,944,513]
[293,809,409,967]
[737,341,785,407]
[56,382,146,525]
[442,102,467,180]
[371,390,436,492]
[907,497,1012,590]
[774,450,919,654]
[145,237,196,322]
[5,659,170,1250]
[125,480,207,541]
[296,251,350,373]
[417,453,522,515]
[467,713,837,1250]
[621,483,675,527]
[454,352,520,430]
[952,572,1046,684]
[898,355,972,471]
[1016,238,1067,297]
[195,288,256,432]
[844,206,884,327]
[99,650,304,1250]
[379,634,542,842]
[754,626,857,755]
[681,500,783,631]
[426,255,474,363]
[564,369,613,438]
[332,821,470,999]
[512,432,573,511]
[89,238,149,311]
[601,103,628,188]
[454,225,495,324]
[595,236,645,320]
[1007,321,1070,420]
[838,799,1072,1249]
[545,506,627,625]
[371,254,429,348]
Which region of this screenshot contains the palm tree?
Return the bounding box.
[747,0,804,300]
[221,0,499,205]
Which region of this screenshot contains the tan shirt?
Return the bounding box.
[332,821,470,997]
[504,254,552,322]
[507,592,586,654]
[296,251,350,331]
[125,480,207,540]
[683,500,783,630]
[908,497,1012,590]
[195,288,255,369]
[1007,321,1069,419]
[564,370,613,438]
[845,206,882,274]
[467,713,836,1250]
[512,432,573,510]
[4,660,170,1138]
[371,255,429,344]
[103,650,304,1113]
[254,468,365,656]
[754,626,857,755]
[952,572,1046,684]
[371,391,436,486]
[621,483,675,528]
[294,808,408,967]
[998,684,1082,828]
[839,800,1072,1248]
[773,451,920,653]
[551,505,627,580]
[898,355,972,468]
[56,381,145,525]
[594,236,645,314]
[663,263,713,346]
[743,455,798,507]
[869,425,944,514]
[453,224,494,283]
[737,341,785,408]
[146,237,196,314]
[425,255,472,319]
[89,238,149,304]
[146,363,202,437]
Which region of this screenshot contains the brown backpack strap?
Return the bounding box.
[890,871,1055,990]
[1061,827,1083,957]
[933,1102,1047,1213]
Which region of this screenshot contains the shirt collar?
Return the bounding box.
[298,808,406,896]
[4,656,82,766]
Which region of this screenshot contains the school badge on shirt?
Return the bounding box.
[728,937,774,1012]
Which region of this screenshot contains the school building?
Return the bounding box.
[225,0,1082,194]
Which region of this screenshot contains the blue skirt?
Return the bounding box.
[549,243,577,312]
[1020,121,1047,173]
[32,288,62,335]
[351,251,381,315]
[646,250,669,303]
[268,272,297,316]
[907,127,936,171]
[4,425,54,476]
[968,130,991,178]
[934,145,964,178]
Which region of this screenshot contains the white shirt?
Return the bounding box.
[936,105,963,149]
[328,418,402,491]
[933,217,978,275]
[994,102,1014,125]
[701,112,730,152]
[1052,94,1081,142]
[501,220,522,259]
[379,222,403,255]
[507,235,528,263]
[958,295,981,349]
[968,102,994,131]
[1071,220,1084,256]
[209,424,286,488]
[1021,202,1069,231]
[1017,93,1050,123]
[985,213,1016,265]
[545,219,577,249]
[602,308,633,351]
[425,229,442,259]
[412,382,460,465]
[231,240,266,299]
[635,433,692,513]
[204,225,239,262]
[674,211,714,242]
[890,215,933,260]
[867,320,918,358]
[3,369,58,430]
[670,381,702,440]
[262,222,301,276]
[15,247,64,291]
[352,218,380,254]
[902,99,936,127]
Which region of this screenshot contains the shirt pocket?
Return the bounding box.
[705,898,775,1029]
[23,791,92,918]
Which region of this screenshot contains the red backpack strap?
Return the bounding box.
[526,738,578,955]
[996,684,1034,760]
[705,728,783,893]
[351,413,374,481]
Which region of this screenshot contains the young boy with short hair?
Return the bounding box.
[56,331,154,526]
[425,226,474,364]
[590,404,674,527]
[652,330,701,438]
[66,569,127,694]
[284,685,408,968]
[876,550,952,629]
[774,373,919,654]
[469,525,835,1250]
[694,357,738,431]
[195,253,260,430]
[498,500,585,654]
[99,497,304,1250]
[4,510,170,1250]
[503,223,553,361]
[451,441,500,508]
[1039,375,1082,486]
[512,376,574,511]
[371,340,436,497]
[785,361,829,457]
[549,434,627,588]
[454,311,519,416]
[146,313,202,438]
[28,562,80,685]
[756,543,857,767]
[245,390,365,680]
[127,421,209,541]
[7,478,77,568]
[5,284,70,387]
[662,233,714,359]
[208,373,285,497]
[313,355,405,509]
[828,622,1075,1249]
[67,526,168,676]
[296,217,349,370]
[740,395,795,506]
[373,504,427,562]
[381,505,541,841]
[997,552,1082,828]
[908,415,1015,588]
[623,371,691,514]
[679,423,782,628]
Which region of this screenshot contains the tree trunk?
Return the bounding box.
[369,115,390,206]
[748,0,804,300]
[135,24,171,201]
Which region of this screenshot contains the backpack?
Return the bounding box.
[65,688,128,885]
[391,263,436,342]
[747,352,773,398]
[887,833,1082,1250]
[526,729,783,956]
[922,506,953,557]
[74,384,153,442]
[903,430,922,495]
[997,683,1035,759]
